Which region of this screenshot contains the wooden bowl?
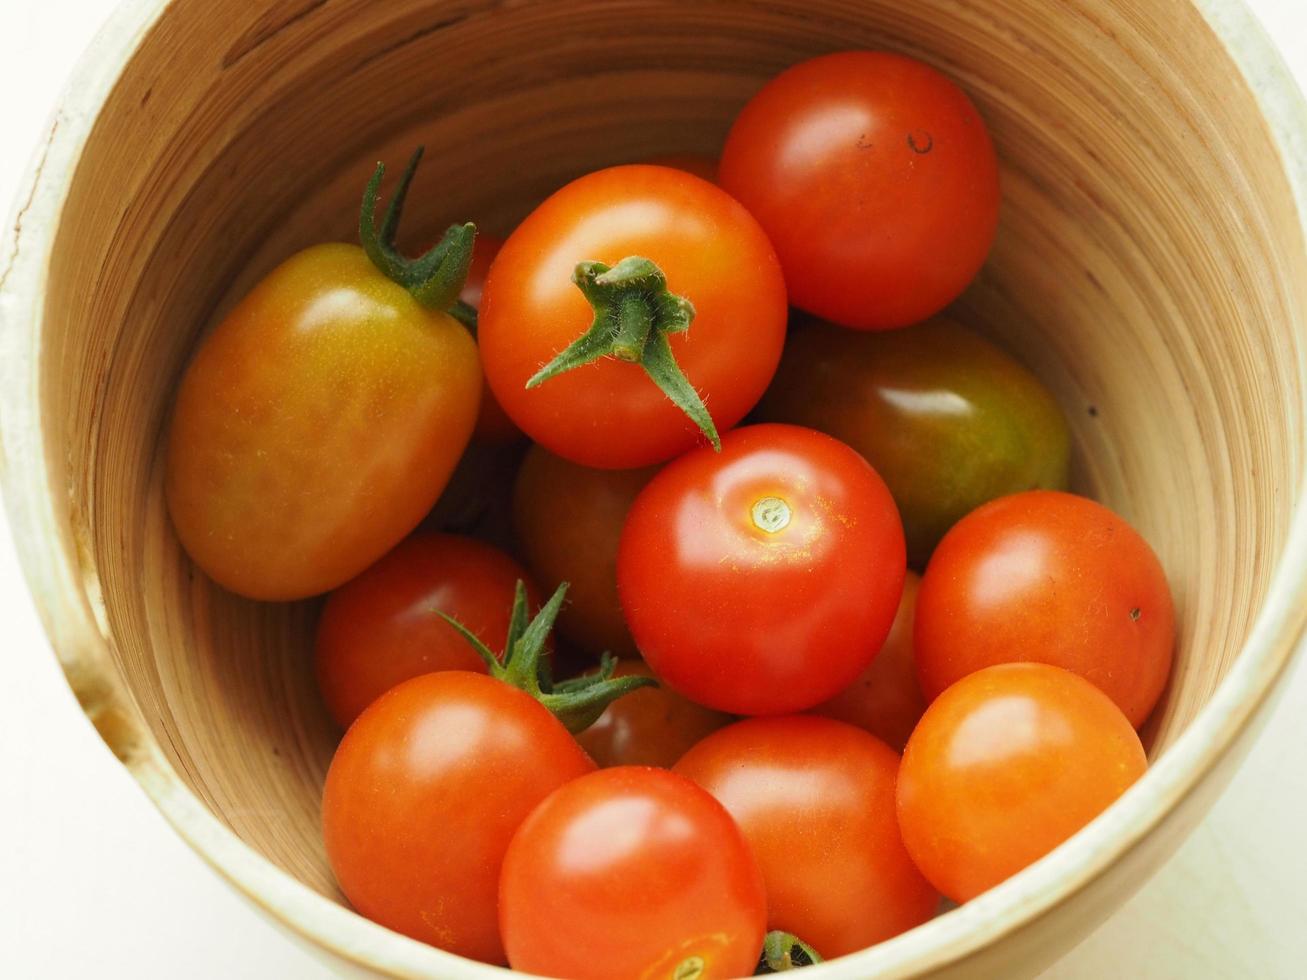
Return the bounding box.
[3,0,1306,976]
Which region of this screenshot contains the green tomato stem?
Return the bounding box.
[524,256,721,451]
[757,931,823,973]
[358,146,476,313]
[436,581,656,733]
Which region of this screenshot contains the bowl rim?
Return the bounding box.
[2,0,1306,977]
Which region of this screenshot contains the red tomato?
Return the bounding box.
[618,424,905,715]
[719,52,1000,330]
[322,671,595,963]
[479,165,787,468]
[676,716,937,958]
[915,490,1175,727]
[314,533,539,728]
[512,445,656,657]
[575,659,733,768]
[166,157,481,600]
[499,766,766,979]
[812,571,924,751]
[897,663,1147,902]
[460,233,521,443]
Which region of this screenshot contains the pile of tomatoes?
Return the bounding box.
[165,50,1174,978]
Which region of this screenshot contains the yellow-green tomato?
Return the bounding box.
[166,243,481,600]
[757,316,1069,567]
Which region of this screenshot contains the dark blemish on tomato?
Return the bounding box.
[1129,607,1141,621]
[856,133,874,150]
[908,131,934,154]
[1088,405,1099,417]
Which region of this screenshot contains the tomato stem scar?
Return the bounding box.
[751,496,792,533]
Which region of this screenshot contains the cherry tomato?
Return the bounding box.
[618,424,905,715]
[512,445,656,657]
[897,663,1147,902]
[675,716,937,958]
[461,233,521,443]
[915,490,1174,727]
[499,766,766,979]
[322,671,595,963]
[644,154,719,182]
[758,317,1069,566]
[479,165,787,468]
[314,533,540,728]
[166,158,481,600]
[575,659,733,768]
[719,52,1000,330]
[812,571,924,751]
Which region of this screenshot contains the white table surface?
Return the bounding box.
[2,2,1305,977]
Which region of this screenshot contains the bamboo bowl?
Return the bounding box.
[3,0,1307,976]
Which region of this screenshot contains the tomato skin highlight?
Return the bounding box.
[314,533,540,728]
[720,52,1000,330]
[166,243,480,600]
[897,663,1147,902]
[618,423,906,715]
[576,659,733,768]
[676,716,937,957]
[322,671,595,963]
[512,445,656,657]
[812,571,924,751]
[499,766,767,980]
[758,317,1069,566]
[915,490,1175,727]
[479,165,787,468]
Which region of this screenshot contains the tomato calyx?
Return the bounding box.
[359,146,478,317]
[756,931,823,973]
[524,256,722,451]
[438,580,656,733]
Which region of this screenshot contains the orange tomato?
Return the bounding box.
[166,158,482,600]
[897,663,1147,902]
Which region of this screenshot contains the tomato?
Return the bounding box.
[512,445,656,656]
[166,154,480,600]
[322,672,595,963]
[812,571,924,751]
[675,716,937,958]
[644,154,719,182]
[719,51,1000,330]
[460,233,522,443]
[322,583,649,962]
[757,317,1069,566]
[915,490,1174,727]
[618,424,905,715]
[897,663,1147,902]
[314,533,539,728]
[499,766,766,979]
[479,165,787,468]
[575,659,733,768]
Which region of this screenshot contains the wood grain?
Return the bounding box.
[2,0,1306,976]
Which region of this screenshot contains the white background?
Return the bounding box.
[2,1,1305,977]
